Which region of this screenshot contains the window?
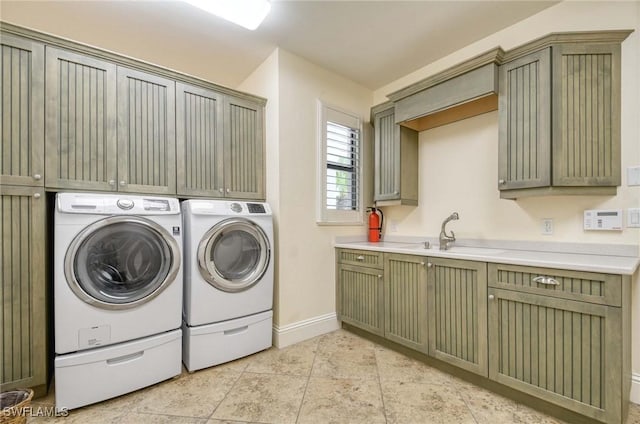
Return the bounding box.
[317,101,363,225]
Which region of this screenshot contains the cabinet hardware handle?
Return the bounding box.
[356,256,365,261]
[33,193,41,199]
[420,262,425,266]
[532,276,560,286]
[219,188,224,193]
[427,262,433,268]
[394,191,399,195]
[498,179,506,185]
[226,188,230,193]
[33,174,42,180]
[119,180,126,186]
[109,180,116,186]
[377,275,382,279]
[488,294,495,300]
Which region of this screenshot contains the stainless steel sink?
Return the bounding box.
[434,246,505,255]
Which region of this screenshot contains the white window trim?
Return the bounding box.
[316,99,364,226]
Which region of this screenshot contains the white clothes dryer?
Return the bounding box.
[54,192,183,410]
[181,199,274,371]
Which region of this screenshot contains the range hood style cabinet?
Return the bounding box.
[0,23,265,395]
[371,31,631,202]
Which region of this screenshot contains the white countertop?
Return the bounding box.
[334,240,640,275]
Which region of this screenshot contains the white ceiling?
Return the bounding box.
[1,1,559,89]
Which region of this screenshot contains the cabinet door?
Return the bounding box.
[374,107,400,201]
[427,258,487,375]
[488,288,621,424]
[176,82,224,197]
[498,48,551,190]
[117,67,176,195]
[45,47,117,191]
[337,263,384,336]
[552,43,621,187]
[384,254,427,352]
[0,186,47,395]
[223,96,264,200]
[1,35,44,187]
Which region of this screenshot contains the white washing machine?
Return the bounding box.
[54,193,183,410]
[181,199,274,371]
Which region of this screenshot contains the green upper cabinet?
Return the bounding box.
[384,253,427,352]
[223,95,265,200]
[1,35,45,187]
[498,32,630,199]
[372,103,418,206]
[498,48,551,191]
[552,43,621,188]
[427,258,488,376]
[45,47,118,191]
[45,47,177,195]
[176,82,224,197]
[117,67,176,195]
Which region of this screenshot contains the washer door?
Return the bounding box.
[64,216,180,309]
[198,218,270,292]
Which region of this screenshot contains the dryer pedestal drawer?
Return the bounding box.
[54,329,182,410]
[182,310,272,372]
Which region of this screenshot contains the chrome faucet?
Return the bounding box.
[439,212,459,250]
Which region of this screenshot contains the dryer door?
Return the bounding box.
[198,218,270,292]
[65,216,180,309]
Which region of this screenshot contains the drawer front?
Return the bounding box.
[488,263,621,306]
[337,249,383,269]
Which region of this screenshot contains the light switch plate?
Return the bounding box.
[628,166,640,186]
[541,218,553,235]
[628,208,640,228]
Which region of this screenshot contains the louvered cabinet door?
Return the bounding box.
[552,43,621,187]
[427,258,487,375]
[223,95,264,200]
[1,35,44,187]
[45,47,117,190]
[0,186,46,395]
[498,48,551,190]
[384,254,427,352]
[374,106,400,202]
[337,264,384,336]
[488,288,622,424]
[117,67,176,195]
[176,82,224,197]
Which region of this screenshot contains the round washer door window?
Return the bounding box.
[198,218,270,292]
[65,216,181,309]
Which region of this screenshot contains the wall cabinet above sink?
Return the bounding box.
[497,31,631,199]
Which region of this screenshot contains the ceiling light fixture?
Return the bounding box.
[183,0,271,31]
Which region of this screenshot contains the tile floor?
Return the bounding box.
[27,329,640,423]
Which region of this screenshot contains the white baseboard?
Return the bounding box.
[272,312,340,348]
[631,373,640,404]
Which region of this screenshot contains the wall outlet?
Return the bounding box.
[389,220,398,232]
[628,166,640,186]
[541,218,553,235]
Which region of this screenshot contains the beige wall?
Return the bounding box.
[373,0,640,379]
[240,49,374,327]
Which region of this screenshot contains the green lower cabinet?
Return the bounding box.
[337,263,384,336]
[0,186,47,395]
[384,254,428,352]
[488,287,622,424]
[427,258,488,376]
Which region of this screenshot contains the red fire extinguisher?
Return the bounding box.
[367,207,384,242]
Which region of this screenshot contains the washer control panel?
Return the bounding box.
[117,199,135,210]
[230,202,243,213]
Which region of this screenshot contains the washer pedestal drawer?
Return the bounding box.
[54,329,182,410]
[182,310,272,372]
